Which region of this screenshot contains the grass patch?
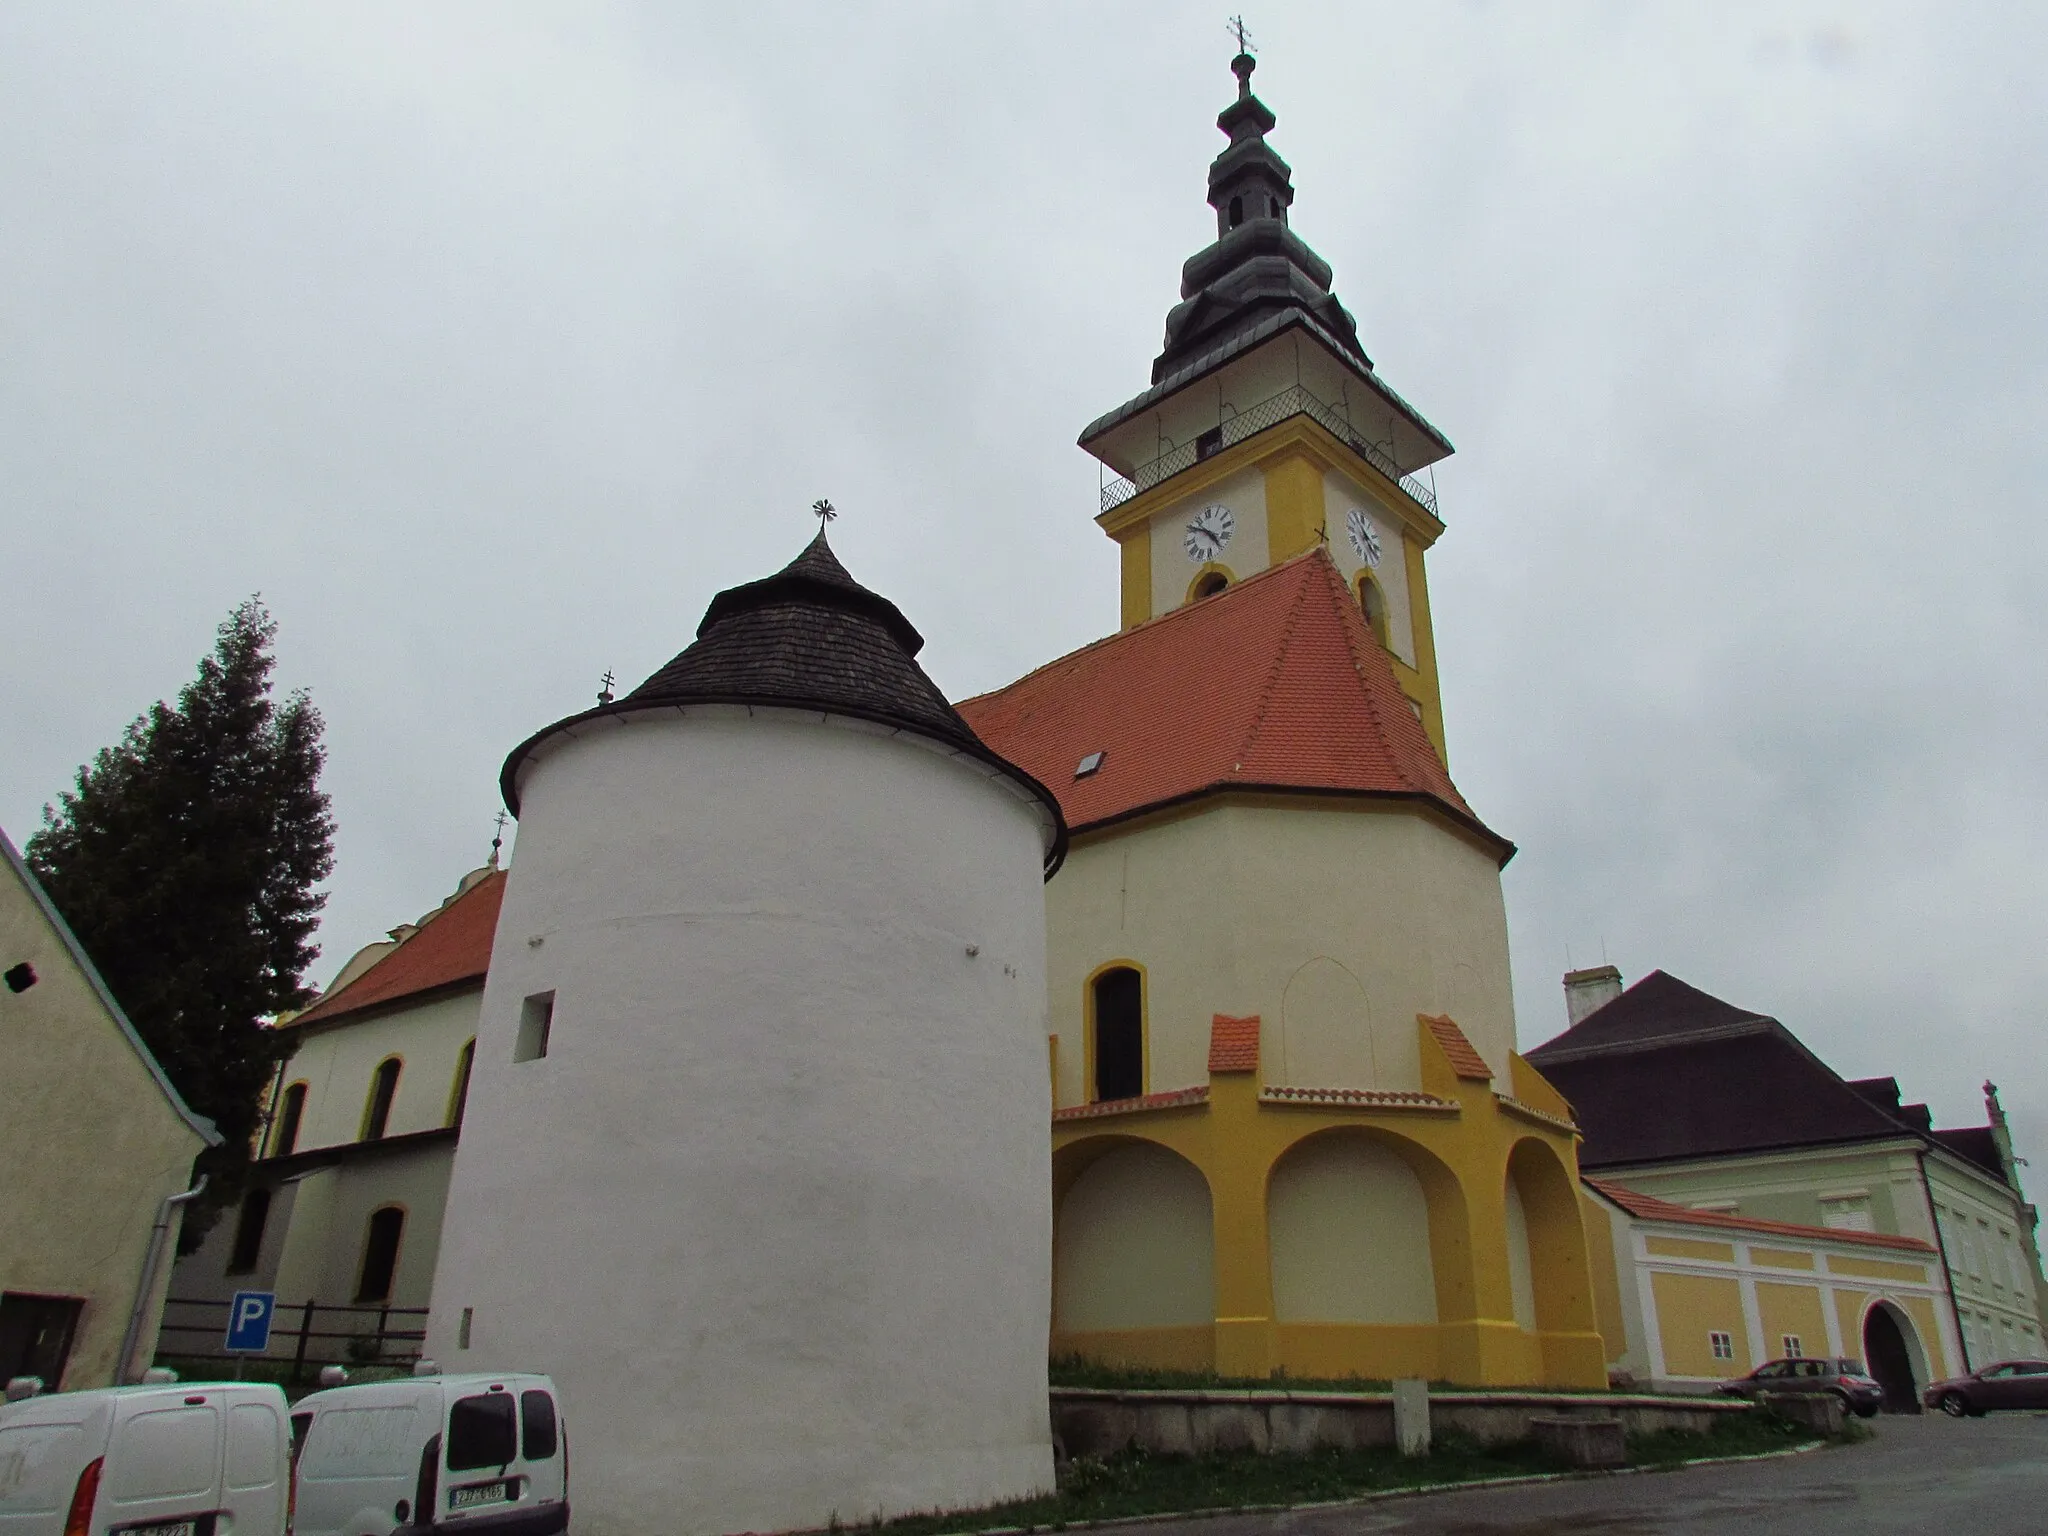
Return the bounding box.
[819,1408,1839,1536]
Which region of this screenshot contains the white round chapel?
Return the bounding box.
[425,533,1067,1536]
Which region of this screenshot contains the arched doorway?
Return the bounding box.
[1862,1302,1923,1413]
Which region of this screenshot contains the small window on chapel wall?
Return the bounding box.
[274,1082,307,1156]
[1091,968,1144,1102]
[361,1058,401,1141]
[1193,571,1229,600]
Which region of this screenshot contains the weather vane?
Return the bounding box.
[489,810,508,868]
[1227,14,1255,56]
[597,668,616,706]
[812,498,837,529]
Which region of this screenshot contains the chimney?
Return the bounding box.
[1564,965,1623,1026]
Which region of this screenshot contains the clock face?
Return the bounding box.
[1183,504,1235,562]
[1346,507,1383,568]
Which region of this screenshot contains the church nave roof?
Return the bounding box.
[957,546,1504,857]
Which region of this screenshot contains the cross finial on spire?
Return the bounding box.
[597,668,616,706]
[489,810,508,868]
[812,498,837,530]
[1226,16,1256,98]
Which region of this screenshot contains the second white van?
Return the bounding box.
[289,1373,565,1536]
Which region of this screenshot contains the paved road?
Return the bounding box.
[1141,1413,2048,1536]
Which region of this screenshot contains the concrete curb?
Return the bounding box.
[919,1438,1828,1536]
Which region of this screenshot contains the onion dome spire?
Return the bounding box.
[1151,50,1371,385]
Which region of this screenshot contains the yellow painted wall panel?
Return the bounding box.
[1645,1237,1736,1263]
[1275,1323,1439,1382]
[1899,1295,1952,1378]
[1651,1271,1749,1376]
[1827,1255,1928,1284]
[1755,1282,1829,1360]
[1749,1248,1816,1271]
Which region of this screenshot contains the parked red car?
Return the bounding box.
[1922,1359,2048,1416]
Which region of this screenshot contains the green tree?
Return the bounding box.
[29,598,335,1244]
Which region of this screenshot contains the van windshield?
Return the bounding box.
[446,1394,516,1472]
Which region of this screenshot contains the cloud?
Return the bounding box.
[4,1,2044,1172]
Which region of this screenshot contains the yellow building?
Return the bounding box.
[1584,1178,1958,1409]
[1,826,219,1388]
[957,53,1605,1389]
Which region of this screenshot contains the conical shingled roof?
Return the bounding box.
[500,533,1067,872]
[624,532,970,748]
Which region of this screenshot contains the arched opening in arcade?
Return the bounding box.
[1862,1299,1928,1413]
[1052,1138,1214,1368]
[1503,1139,1599,1339]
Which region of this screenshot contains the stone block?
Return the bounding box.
[1530,1415,1626,1469]
[1393,1378,1431,1458]
[1759,1392,1843,1436]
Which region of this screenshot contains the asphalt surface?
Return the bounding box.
[1135,1412,2048,1536]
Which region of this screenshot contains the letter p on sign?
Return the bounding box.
[225,1290,276,1353]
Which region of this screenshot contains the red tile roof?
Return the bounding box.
[1585,1177,1938,1255]
[957,550,1504,854]
[291,870,505,1027]
[1209,1014,1261,1073]
[1422,1014,1493,1081]
[1053,1086,1210,1122]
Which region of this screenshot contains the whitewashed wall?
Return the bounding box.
[426,705,1057,1536]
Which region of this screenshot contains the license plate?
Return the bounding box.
[123,1522,199,1536]
[449,1481,512,1511]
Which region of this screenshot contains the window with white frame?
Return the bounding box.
[1782,1334,1802,1358]
[1710,1331,1734,1360]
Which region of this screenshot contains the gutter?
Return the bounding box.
[117,1175,206,1384]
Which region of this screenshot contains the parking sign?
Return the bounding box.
[225,1290,276,1353]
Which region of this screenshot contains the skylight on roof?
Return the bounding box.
[1075,751,1106,779]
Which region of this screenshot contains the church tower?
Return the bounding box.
[1081,49,1454,757]
[961,54,1607,1390]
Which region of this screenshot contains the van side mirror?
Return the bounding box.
[4,1377,41,1402]
[318,1366,348,1388]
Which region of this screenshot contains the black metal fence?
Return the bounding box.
[158,1297,427,1380]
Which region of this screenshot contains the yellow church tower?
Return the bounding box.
[959,49,1608,1389]
[1081,48,1453,760]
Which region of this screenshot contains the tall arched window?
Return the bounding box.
[1091,967,1145,1103]
[355,1206,406,1302]
[361,1057,402,1142]
[273,1082,307,1157]
[226,1187,272,1275]
[447,1039,476,1128]
[1228,194,1244,228]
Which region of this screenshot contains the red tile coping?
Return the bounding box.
[1208,1014,1260,1073]
[956,549,1504,854]
[1053,1086,1210,1122]
[1421,1014,1493,1081]
[290,870,505,1027]
[1585,1176,1939,1255]
[1259,1086,1457,1110]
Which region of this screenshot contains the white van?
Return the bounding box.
[289,1374,565,1536]
[0,1382,290,1536]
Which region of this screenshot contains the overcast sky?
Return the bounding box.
[6,3,2045,1171]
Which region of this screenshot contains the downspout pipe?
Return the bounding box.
[117,1175,207,1385]
[1915,1147,1970,1374]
